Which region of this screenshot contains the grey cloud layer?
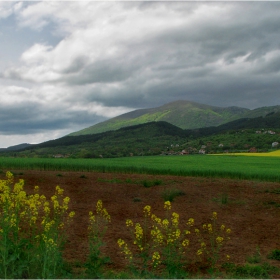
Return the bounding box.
[1,1,280,147]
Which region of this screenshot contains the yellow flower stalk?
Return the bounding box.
[152,251,161,267]
[171,212,179,227]
[208,223,213,233]
[143,205,151,216]
[212,212,217,220]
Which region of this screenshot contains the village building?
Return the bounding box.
[272,142,279,148]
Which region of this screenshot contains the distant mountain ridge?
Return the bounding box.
[69,100,251,136]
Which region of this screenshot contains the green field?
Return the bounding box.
[1,155,280,182]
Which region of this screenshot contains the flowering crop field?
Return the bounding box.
[1,154,280,182]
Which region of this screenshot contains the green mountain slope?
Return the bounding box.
[69,100,250,136]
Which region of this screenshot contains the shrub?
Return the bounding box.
[267,249,280,261]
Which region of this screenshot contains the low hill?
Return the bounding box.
[0,143,33,151]
[69,100,250,136]
[14,122,189,158]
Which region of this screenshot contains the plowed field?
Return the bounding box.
[2,170,280,277]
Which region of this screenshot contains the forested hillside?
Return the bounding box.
[2,111,280,158]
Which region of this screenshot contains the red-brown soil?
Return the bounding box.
[2,170,280,277]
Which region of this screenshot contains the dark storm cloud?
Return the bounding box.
[1,1,280,147]
[0,102,106,135]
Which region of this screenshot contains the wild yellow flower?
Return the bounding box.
[102,208,111,222]
[44,201,50,207]
[171,212,179,227]
[196,249,203,256]
[13,180,24,193]
[226,228,231,234]
[89,211,95,222]
[68,211,75,218]
[44,220,55,232]
[63,197,70,210]
[182,239,189,247]
[20,211,26,218]
[201,242,206,249]
[134,223,143,241]
[151,226,164,245]
[152,251,161,267]
[96,200,103,214]
[29,202,36,211]
[195,228,200,235]
[51,195,57,201]
[185,230,191,235]
[212,212,217,220]
[10,214,17,228]
[187,218,194,226]
[6,171,14,184]
[118,239,133,261]
[162,219,169,228]
[221,224,225,231]
[44,206,50,215]
[117,239,125,247]
[164,201,171,210]
[143,205,151,216]
[59,222,64,229]
[56,186,64,195]
[226,255,230,260]
[174,228,181,239]
[53,200,59,211]
[167,236,174,244]
[151,214,162,225]
[208,223,213,233]
[126,219,133,227]
[216,236,224,244]
[30,216,37,225]
[17,190,27,201]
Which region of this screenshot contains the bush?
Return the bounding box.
[267,249,280,261]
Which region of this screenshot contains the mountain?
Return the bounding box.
[8,110,280,158]
[69,100,250,136]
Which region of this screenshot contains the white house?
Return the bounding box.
[272,142,279,148]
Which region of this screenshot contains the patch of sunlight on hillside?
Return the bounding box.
[210,150,280,157]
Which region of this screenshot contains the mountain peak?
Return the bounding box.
[69,100,250,136]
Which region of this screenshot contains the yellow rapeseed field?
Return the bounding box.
[212,149,280,157]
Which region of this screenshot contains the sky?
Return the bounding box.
[1,1,280,148]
